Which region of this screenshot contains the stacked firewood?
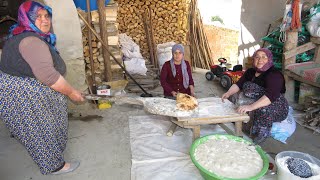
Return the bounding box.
[79,3,123,84]
[304,95,320,129]
[116,0,189,63]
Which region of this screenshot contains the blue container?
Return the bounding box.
[73,0,110,12]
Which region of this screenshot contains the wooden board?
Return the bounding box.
[283,42,316,60]
[285,70,320,88]
[177,97,249,121]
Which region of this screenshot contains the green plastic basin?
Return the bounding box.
[190,134,269,180]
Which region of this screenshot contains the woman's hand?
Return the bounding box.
[221,84,240,103]
[237,105,254,114]
[68,90,85,102]
[221,92,230,103]
[171,91,178,97]
[189,85,195,97]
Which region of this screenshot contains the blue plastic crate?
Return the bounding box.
[74,0,110,12]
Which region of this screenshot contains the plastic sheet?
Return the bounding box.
[129,115,238,180]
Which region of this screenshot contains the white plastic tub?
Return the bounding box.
[275,151,320,180]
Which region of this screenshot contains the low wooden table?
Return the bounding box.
[166,97,250,140]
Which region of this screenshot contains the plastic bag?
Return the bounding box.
[119,33,143,59]
[119,33,147,75]
[157,42,176,71]
[306,7,320,37]
[124,58,147,76]
[271,106,296,144]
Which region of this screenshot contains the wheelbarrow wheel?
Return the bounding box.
[220,75,232,90]
[205,71,215,81]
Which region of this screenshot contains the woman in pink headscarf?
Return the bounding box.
[221,48,289,144]
[0,1,83,175]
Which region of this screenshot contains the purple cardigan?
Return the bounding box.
[160,60,194,96]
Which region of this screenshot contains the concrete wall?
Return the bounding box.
[44,0,86,92]
[239,0,287,64]
[44,0,83,60]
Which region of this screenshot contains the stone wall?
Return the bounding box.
[204,25,239,66]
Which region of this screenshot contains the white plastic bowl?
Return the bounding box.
[275,151,320,180]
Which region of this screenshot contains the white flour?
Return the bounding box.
[194,138,263,178]
[277,156,320,180]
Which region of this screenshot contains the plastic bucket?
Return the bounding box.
[275,151,320,180]
[73,0,110,12]
[190,134,269,180]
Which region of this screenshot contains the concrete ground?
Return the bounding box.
[0,68,319,180]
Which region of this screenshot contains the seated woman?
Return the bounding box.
[160,44,195,99]
[221,48,289,144]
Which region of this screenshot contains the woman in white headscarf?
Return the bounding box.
[160,44,195,98]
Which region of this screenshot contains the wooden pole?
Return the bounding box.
[78,12,152,96]
[97,0,112,81]
[142,10,155,67]
[86,0,96,87]
[283,31,298,104]
[148,6,157,68]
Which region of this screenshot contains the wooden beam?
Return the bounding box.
[284,42,316,60]
[311,37,320,44]
[184,116,249,126]
[178,114,247,122]
[219,124,236,136]
[314,46,320,64]
[283,31,298,104]
[97,0,112,81]
[311,37,320,63]
[86,0,96,87]
[285,70,320,88]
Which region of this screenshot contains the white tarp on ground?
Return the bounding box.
[129,115,237,180]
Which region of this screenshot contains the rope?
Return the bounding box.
[291,0,301,30]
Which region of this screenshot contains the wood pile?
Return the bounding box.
[303,95,320,132]
[188,0,212,69]
[116,0,189,66]
[78,3,123,84]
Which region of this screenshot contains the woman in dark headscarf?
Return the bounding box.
[160,44,195,99]
[221,48,289,144]
[0,1,84,175]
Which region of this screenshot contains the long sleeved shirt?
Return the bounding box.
[160,60,194,96]
[236,67,286,102]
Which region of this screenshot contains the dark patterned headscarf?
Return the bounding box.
[252,48,274,73]
[9,1,57,50]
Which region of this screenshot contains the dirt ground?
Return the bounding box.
[0,68,319,180]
